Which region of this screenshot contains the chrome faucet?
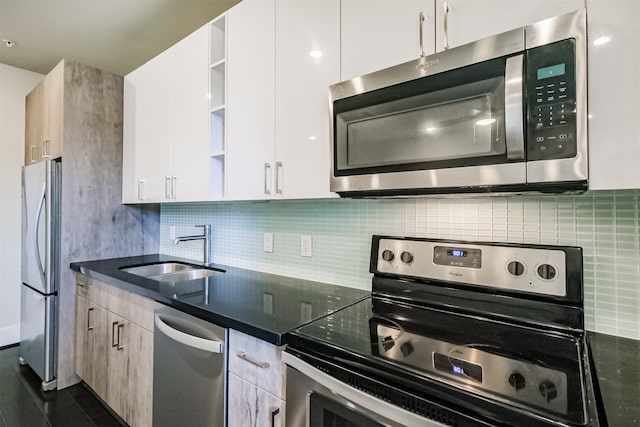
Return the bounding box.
[174,224,212,265]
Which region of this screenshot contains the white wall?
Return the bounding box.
[0,64,44,346]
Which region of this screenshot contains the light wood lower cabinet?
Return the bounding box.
[228,329,285,427]
[74,273,154,427]
[228,373,284,427]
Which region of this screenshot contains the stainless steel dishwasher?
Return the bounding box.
[153,305,227,427]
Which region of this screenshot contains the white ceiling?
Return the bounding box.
[0,0,241,76]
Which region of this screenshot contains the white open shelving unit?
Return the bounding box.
[210,15,226,199]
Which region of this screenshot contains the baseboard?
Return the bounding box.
[0,324,20,347]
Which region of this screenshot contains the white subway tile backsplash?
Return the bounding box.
[161,190,640,340]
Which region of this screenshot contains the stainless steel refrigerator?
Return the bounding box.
[20,159,61,391]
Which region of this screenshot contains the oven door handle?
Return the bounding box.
[505,54,525,160]
[282,353,446,427]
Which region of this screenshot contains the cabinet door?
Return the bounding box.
[105,312,153,427]
[169,24,211,202]
[74,295,108,398]
[43,61,64,160]
[124,52,173,202]
[228,373,284,427]
[434,0,584,51]
[24,81,45,165]
[587,0,640,189]
[274,0,339,199]
[226,0,276,200]
[341,0,436,81]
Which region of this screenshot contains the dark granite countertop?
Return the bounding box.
[588,331,640,426]
[70,254,369,346]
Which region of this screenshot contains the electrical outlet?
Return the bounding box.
[264,232,274,253]
[301,235,312,257]
[169,226,176,240]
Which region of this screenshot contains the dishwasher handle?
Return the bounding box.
[155,314,224,354]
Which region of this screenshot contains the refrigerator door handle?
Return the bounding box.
[34,183,46,287]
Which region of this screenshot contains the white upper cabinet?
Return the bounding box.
[434,0,584,51]
[225,0,276,200]
[274,0,340,199]
[226,0,338,201]
[123,24,210,203]
[586,0,640,190]
[341,0,436,81]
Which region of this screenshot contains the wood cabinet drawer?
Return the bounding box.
[76,273,155,332]
[228,329,285,399]
[228,372,284,427]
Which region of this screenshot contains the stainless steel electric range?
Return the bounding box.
[283,236,605,427]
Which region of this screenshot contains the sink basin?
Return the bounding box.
[120,262,223,282]
[147,269,222,282]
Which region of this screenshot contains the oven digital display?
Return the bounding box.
[448,249,467,257]
[434,353,483,383]
[433,246,482,269]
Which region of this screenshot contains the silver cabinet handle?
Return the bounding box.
[30,146,37,163]
[87,307,94,331]
[264,163,272,195]
[111,321,119,347]
[165,176,171,199]
[42,139,51,158]
[171,176,177,199]
[275,161,283,195]
[155,314,224,353]
[137,179,146,201]
[236,351,270,369]
[117,324,125,350]
[269,407,280,427]
[443,2,451,50]
[419,11,426,57]
[505,54,525,160]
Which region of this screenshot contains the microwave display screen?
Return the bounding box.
[537,63,566,80]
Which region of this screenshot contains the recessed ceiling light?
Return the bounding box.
[2,39,16,48]
[310,50,323,58]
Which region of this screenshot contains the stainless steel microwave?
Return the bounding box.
[329,10,587,197]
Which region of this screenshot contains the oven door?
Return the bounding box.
[283,352,447,427]
[329,30,526,195]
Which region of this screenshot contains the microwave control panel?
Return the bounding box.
[526,39,577,161]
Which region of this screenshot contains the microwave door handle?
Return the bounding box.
[505,54,525,160]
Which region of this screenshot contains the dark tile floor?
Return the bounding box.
[0,345,121,427]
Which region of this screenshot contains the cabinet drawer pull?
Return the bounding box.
[165,176,171,199]
[275,162,283,195]
[171,176,177,199]
[42,139,51,158]
[87,307,94,331]
[269,407,280,427]
[264,163,272,195]
[138,179,146,201]
[111,321,119,347]
[117,324,125,350]
[30,146,38,163]
[443,1,451,50]
[236,351,269,369]
[419,11,426,57]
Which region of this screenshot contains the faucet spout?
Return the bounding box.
[174,225,212,265]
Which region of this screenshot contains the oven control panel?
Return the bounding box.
[376,238,567,297]
[376,324,569,415]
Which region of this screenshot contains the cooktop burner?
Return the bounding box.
[285,236,604,426]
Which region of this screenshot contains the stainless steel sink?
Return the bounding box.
[147,269,222,282]
[120,262,223,282]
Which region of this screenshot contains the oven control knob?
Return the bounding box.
[508,372,526,391]
[507,261,525,276]
[382,250,395,262]
[537,264,556,280]
[400,251,414,264]
[538,380,558,403]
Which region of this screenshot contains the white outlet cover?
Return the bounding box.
[301,235,312,257]
[264,232,274,253]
